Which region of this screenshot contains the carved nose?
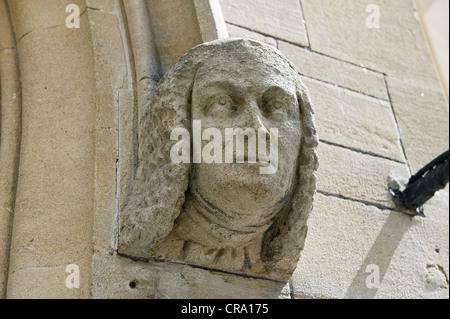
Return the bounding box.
[244,99,267,131]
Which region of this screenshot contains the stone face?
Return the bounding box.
[303,77,404,162]
[278,41,389,100]
[220,0,309,47]
[119,39,319,281]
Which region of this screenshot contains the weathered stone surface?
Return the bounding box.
[300,0,448,190]
[88,8,127,254]
[317,142,409,209]
[0,0,21,298]
[147,0,203,73]
[278,41,389,100]
[6,9,96,298]
[6,255,92,299]
[9,0,87,40]
[0,1,15,50]
[193,0,229,42]
[91,253,290,299]
[86,0,115,13]
[416,0,449,97]
[424,185,449,222]
[119,39,319,282]
[386,76,449,174]
[0,0,446,300]
[220,0,308,47]
[300,0,439,86]
[88,9,128,127]
[226,23,277,47]
[303,77,404,162]
[292,193,449,299]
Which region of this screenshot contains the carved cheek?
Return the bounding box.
[279,126,301,167]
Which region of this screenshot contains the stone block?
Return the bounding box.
[8,20,96,268]
[89,9,128,127]
[6,9,97,298]
[9,0,87,41]
[300,0,440,86]
[304,77,405,162]
[86,0,115,13]
[147,0,203,72]
[279,40,388,100]
[317,142,409,209]
[93,126,117,252]
[193,0,229,42]
[226,23,277,47]
[292,193,449,299]
[88,9,126,253]
[386,76,449,174]
[220,0,308,46]
[0,0,15,49]
[91,252,290,299]
[6,255,92,299]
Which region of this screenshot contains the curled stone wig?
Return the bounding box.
[119,38,319,281]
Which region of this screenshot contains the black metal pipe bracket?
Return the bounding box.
[390,150,449,216]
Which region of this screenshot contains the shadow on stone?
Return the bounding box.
[343,211,413,299]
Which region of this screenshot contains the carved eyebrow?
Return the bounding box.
[195,79,243,94]
[262,86,295,99]
[194,80,246,111]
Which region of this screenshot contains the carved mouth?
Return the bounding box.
[235,155,270,165]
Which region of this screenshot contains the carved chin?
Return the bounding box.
[191,174,293,229]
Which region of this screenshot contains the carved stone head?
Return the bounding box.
[119,38,319,281]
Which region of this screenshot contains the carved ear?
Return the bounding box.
[118,57,196,260]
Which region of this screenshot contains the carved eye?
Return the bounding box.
[263,99,289,117]
[267,100,283,110]
[206,94,236,115]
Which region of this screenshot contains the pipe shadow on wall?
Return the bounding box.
[343,211,413,299]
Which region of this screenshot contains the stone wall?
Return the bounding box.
[0,0,448,299]
[220,0,449,298]
[416,0,449,99]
